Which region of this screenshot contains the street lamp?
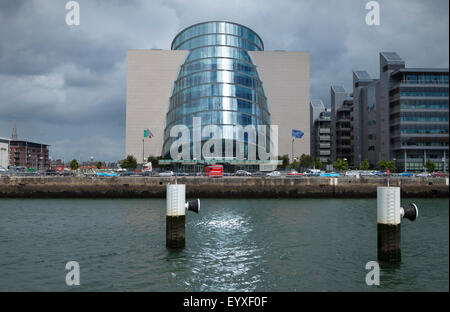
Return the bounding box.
[24,138,28,169]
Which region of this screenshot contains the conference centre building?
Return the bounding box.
[126,21,310,169]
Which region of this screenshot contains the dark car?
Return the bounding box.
[251,171,266,177]
[119,171,135,176]
[45,169,59,176]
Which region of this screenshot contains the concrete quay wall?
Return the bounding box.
[0,176,448,198]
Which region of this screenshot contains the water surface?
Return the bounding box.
[0,198,448,291]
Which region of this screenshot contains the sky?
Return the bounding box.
[0,0,448,161]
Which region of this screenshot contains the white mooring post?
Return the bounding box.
[377,187,418,263]
[166,183,200,249]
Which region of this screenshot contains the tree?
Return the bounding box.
[299,154,314,170]
[289,160,299,170]
[147,155,165,169]
[425,160,436,173]
[315,158,323,170]
[333,158,348,171]
[70,159,79,170]
[360,159,370,170]
[121,155,137,169]
[277,155,290,169]
[377,159,396,172]
[96,162,103,169]
[386,160,397,173]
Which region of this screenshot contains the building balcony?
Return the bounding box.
[319,128,331,134]
[391,132,449,139]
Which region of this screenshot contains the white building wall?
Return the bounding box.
[250,51,310,160]
[126,50,188,162]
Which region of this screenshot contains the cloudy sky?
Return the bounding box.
[0,0,448,161]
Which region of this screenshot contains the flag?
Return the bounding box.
[292,129,304,139]
[144,129,153,138]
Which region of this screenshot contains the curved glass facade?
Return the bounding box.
[162,21,271,159]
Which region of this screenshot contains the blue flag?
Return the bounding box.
[292,129,304,139]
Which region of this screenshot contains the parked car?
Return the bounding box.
[304,169,321,176]
[399,171,414,177]
[96,171,118,177]
[267,171,281,177]
[373,171,388,176]
[345,171,360,177]
[159,171,174,177]
[360,171,375,176]
[431,171,449,177]
[235,170,252,176]
[119,171,135,176]
[287,170,303,176]
[45,169,59,176]
[175,172,189,176]
[416,172,431,178]
[252,171,267,177]
[320,172,340,177]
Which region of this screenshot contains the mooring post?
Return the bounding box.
[166,183,200,249]
[377,186,418,263]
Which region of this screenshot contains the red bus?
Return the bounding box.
[205,165,223,177]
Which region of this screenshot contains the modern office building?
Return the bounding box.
[0,137,9,169]
[126,21,310,167]
[347,52,449,171]
[330,86,354,166]
[310,100,331,165]
[336,96,354,167]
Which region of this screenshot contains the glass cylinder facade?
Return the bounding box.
[162,21,271,159]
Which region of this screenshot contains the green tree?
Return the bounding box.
[299,154,314,170]
[96,162,103,169]
[315,158,323,170]
[425,160,436,173]
[333,158,348,171]
[147,155,165,169]
[70,159,79,170]
[277,155,290,169]
[289,160,299,170]
[377,159,396,172]
[360,159,370,170]
[121,155,137,169]
[377,159,388,171]
[386,160,397,172]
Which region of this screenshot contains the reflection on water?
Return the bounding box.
[0,198,448,291]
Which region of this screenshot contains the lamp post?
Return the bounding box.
[24,138,28,169]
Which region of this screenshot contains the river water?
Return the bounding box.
[0,198,448,291]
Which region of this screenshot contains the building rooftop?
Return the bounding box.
[331,85,346,93]
[353,70,372,81]
[381,52,404,63]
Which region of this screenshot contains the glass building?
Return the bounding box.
[162,21,271,161]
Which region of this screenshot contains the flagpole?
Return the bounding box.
[291,138,294,164]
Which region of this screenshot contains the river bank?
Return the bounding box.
[0,176,448,198]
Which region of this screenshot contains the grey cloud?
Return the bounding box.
[0,0,448,161]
